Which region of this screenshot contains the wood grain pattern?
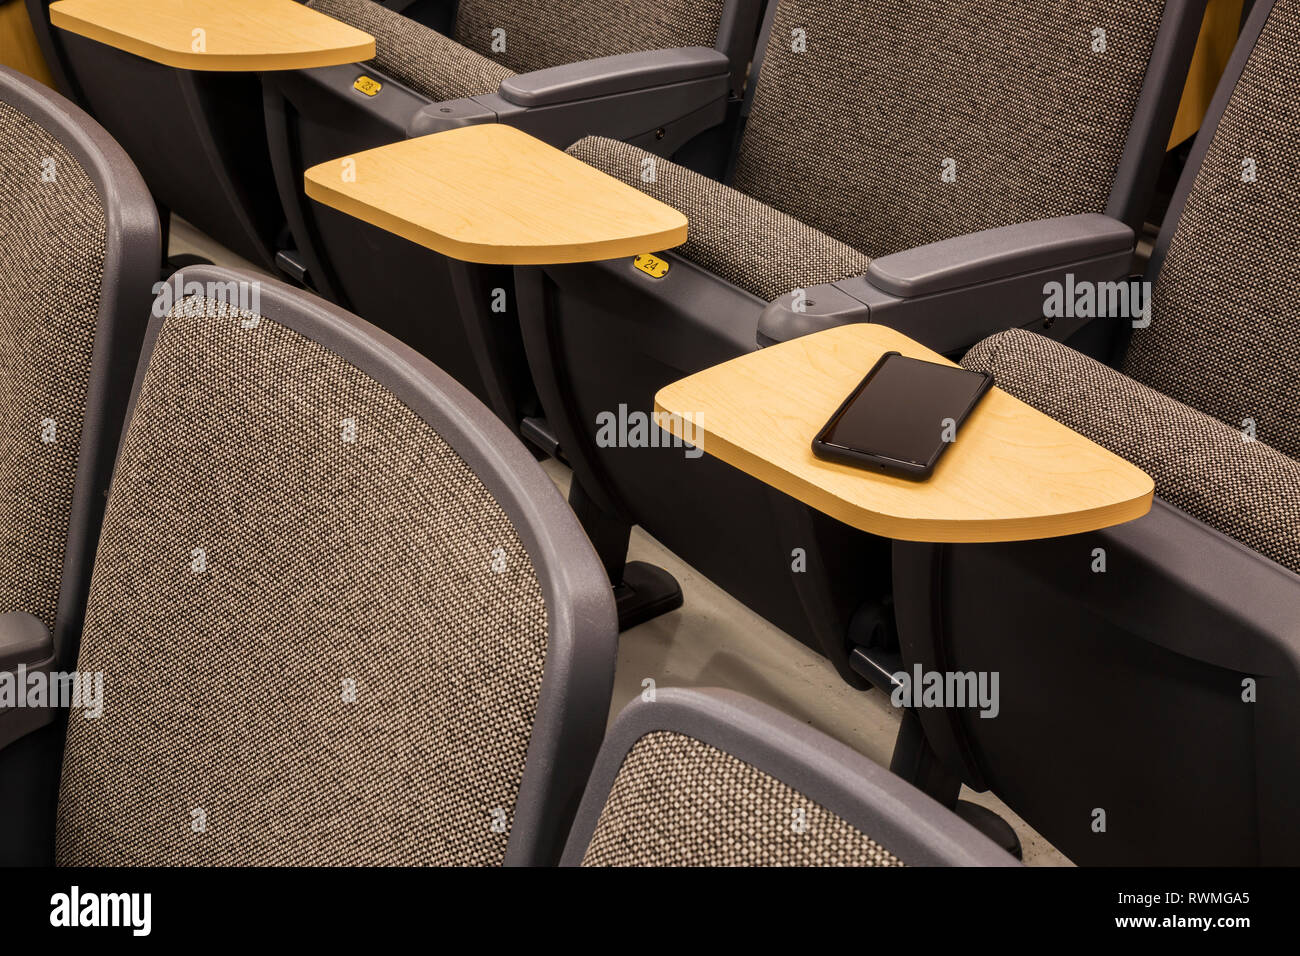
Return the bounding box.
[1168,0,1242,149]
[654,324,1154,543]
[304,124,689,265]
[1,2,56,86]
[49,0,374,71]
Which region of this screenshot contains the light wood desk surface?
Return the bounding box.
[304,124,689,265]
[49,0,375,71]
[654,324,1154,543]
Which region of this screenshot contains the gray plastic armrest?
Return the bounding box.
[407,48,730,151]
[498,48,730,107]
[758,214,1137,354]
[866,214,1135,298]
[0,612,51,672]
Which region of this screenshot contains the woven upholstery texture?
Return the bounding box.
[0,101,105,632]
[964,330,1300,575]
[735,0,1168,257]
[308,0,515,101]
[309,0,724,99]
[57,298,550,866]
[568,136,874,301]
[1126,0,1300,459]
[580,731,905,866]
[454,0,725,74]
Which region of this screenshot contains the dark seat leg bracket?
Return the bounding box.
[891,707,1022,860]
[568,478,682,632]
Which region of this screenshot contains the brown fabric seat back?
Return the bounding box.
[1125,0,1300,460]
[0,67,157,681]
[734,1,1172,257]
[563,689,1020,867]
[56,274,616,866]
[581,730,906,866]
[0,97,105,635]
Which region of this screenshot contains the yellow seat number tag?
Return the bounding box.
[353,75,383,97]
[634,254,670,278]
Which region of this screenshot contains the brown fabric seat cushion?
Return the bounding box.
[56,298,551,866]
[453,0,725,75]
[309,0,727,102]
[308,0,516,101]
[567,135,874,303]
[963,329,1300,575]
[580,731,904,867]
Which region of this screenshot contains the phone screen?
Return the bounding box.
[818,353,992,467]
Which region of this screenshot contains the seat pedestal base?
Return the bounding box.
[615,561,683,632]
[891,707,1024,860]
[568,477,682,631]
[954,801,1023,860]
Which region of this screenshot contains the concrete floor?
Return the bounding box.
[541,460,1069,867]
[171,216,1069,866]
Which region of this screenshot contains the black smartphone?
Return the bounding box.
[811,351,994,480]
